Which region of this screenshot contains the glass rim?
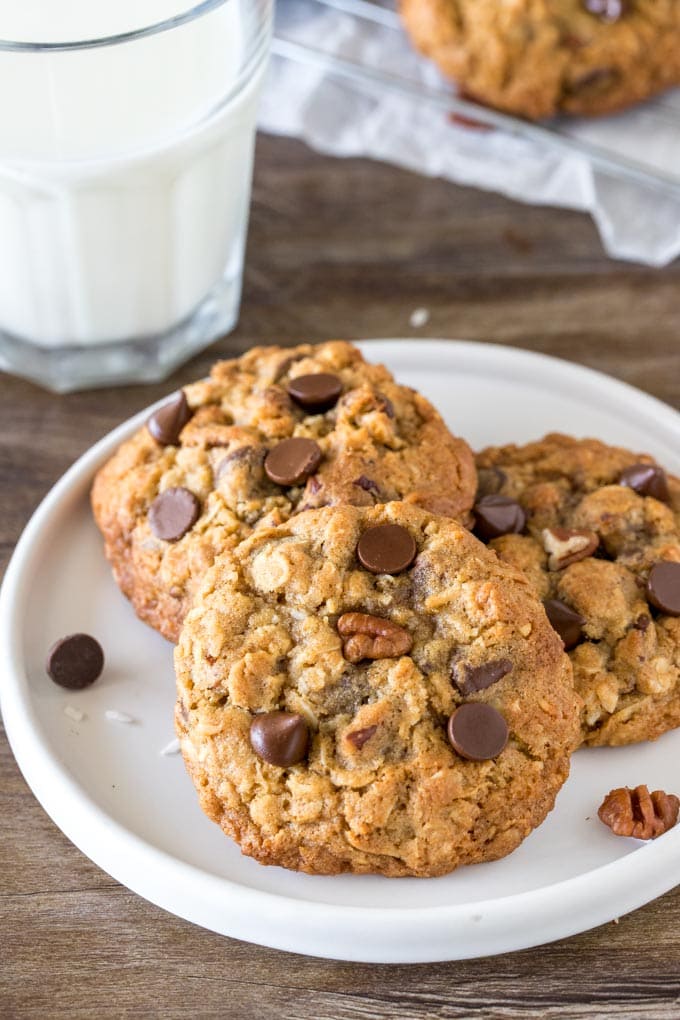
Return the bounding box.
[0,0,232,53]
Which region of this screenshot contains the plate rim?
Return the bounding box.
[2,338,680,963]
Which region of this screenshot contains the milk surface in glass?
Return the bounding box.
[0,1,267,358]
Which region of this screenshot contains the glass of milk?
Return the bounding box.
[0,0,273,391]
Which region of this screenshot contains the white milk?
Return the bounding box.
[0,1,267,346]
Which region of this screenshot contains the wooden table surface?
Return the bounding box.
[2,134,680,1019]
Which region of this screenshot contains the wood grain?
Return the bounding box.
[2,135,680,1018]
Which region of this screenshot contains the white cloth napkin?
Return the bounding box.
[259,1,680,266]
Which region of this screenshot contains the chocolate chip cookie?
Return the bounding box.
[91,341,476,642]
[400,0,680,119]
[175,502,579,877]
[475,433,680,746]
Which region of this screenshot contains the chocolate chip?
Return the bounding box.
[46,633,104,690]
[544,599,586,650]
[376,393,395,418]
[356,524,417,575]
[264,437,323,487]
[634,614,651,632]
[347,725,377,749]
[453,658,513,696]
[583,0,625,22]
[287,373,342,413]
[274,354,303,381]
[447,703,509,761]
[619,463,670,503]
[297,474,324,512]
[570,67,618,94]
[147,391,191,446]
[148,487,200,541]
[473,495,526,541]
[475,467,506,499]
[646,562,680,616]
[249,711,309,766]
[216,444,266,480]
[562,33,586,50]
[353,475,380,495]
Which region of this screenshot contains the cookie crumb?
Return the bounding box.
[160,738,181,756]
[64,705,85,722]
[105,709,135,724]
[409,307,430,329]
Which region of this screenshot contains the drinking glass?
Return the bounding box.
[0,0,273,391]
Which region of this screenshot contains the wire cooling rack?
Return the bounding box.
[271,0,680,200]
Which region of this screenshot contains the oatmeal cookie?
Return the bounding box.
[400,0,680,119]
[175,502,579,877]
[475,433,680,746]
[91,341,476,642]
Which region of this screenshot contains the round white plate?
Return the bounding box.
[2,340,680,964]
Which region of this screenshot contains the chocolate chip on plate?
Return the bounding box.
[250,711,310,766]
[619,463,670,503]
[447,703,509,762]
[473,495,526,541]
[287,373,343,413]
[264,437,323,486]
[46,633,104,690]
[147,391,191,446]
[453,658,513,696]
[148,487,200,542]
[356,523,417,575]
[544,598,586,650]
[646,562,680,616]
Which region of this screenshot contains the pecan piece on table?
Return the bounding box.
[542,527,599,570]
[337,612,413,663]
[598,785,680,840]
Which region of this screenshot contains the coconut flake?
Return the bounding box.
[409,307,430,329]
[64,705,85,722]
[160,738,181,756]
[105,709,135,724]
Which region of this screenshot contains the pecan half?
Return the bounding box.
[337,612,412,663]
[542,527,599,570]
[598,785,680,840]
